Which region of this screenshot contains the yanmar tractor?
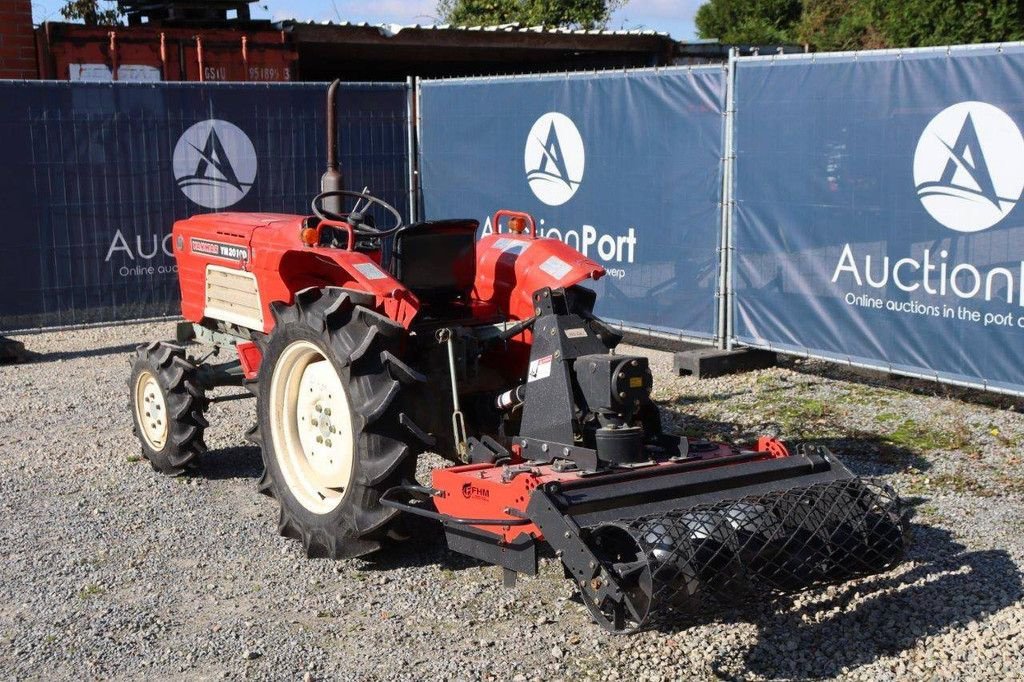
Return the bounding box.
[129,82,905,633]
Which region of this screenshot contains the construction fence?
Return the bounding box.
[4,44,1024,395]
[0,80,409,329]
[419,44,1024,395]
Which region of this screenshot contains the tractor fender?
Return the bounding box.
[473,233,605,321]
[256,248,420,331]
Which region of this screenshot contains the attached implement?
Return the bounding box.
[130,81,905,633]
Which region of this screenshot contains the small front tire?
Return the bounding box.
[129,342,209,475]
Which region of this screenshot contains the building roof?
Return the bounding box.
[276,19,680,80]
[276,20,672,39]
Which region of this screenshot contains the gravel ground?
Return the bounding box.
[1,321,1023,681]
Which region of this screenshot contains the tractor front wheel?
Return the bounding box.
[252,288,424,559]
[129,342,209,475]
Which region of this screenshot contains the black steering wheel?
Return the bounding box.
[311,189,404,237]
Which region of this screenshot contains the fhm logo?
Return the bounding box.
[173,120,257,209]
[914,101,1024,233]
[524,112,585,206]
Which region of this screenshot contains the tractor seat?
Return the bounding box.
[390,219,479,309]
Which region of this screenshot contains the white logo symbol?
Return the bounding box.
[173,120,257,209]
[524,112,585,206]
[914,101,1024,233]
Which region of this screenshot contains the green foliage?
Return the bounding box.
[59,0,122,25]
[694,0,802,44]
[796,0,881,51]
[77,584,106,599]
[867,0,1024,48]
[697,0,1024,49]
[797,0,1024,50]
[437,0,626,30]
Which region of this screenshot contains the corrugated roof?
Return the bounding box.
[277,20,671,39]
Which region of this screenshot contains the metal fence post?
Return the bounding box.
[405,75,419,223]
[717,48,737,350]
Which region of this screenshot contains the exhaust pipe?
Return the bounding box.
[320,78,344,216]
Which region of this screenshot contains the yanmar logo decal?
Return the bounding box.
[190,238,249,261]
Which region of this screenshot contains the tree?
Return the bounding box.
[59,0,123,25]
[437,0,627,30]
[698,0,1024,50]
[867,0,1024,48]
[694,0,802,44]
[795,0,882,51]
[797,0,1024,50]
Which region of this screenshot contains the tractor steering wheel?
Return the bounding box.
[311,189,404,238]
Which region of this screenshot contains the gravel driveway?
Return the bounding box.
[1,321,1023,680]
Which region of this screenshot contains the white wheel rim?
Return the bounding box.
[269,340,355,515]
[134,371,168,450]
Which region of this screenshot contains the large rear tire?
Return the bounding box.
[252,288,425,559]
[129,342,209,476]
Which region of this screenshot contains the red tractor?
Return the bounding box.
[130,83,905,632]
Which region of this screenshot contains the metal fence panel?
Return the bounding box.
[0,80,409,331]
[731,45,1024,394]
[419,67,726,341]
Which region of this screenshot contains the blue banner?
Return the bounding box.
[420,67,726,340]
[732,46,1024,393]
[0,80,409,330]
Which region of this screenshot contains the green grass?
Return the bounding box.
[757,397,836,436]
[993,472,1024,495]
[839,384,892,405]
[907,471,990,496]
[885,418,969,452]
[691,373,987,460]
[78,584,105,599]
[987,423,1021,448]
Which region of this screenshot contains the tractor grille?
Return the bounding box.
[204,265,263,330]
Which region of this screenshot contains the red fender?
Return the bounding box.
[473,231,605,321]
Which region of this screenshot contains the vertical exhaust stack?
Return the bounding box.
[320,78,344,217]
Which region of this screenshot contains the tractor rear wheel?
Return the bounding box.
[252,288,424,559]
[129,342,209,475]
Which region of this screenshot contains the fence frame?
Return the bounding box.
[0,78,412,332]
[725,40,1024,396]
[414,63,730,347]
[15,46,1024,397]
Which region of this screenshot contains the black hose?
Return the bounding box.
[497,316,536,342]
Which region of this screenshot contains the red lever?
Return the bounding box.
[492,210,538,239]
[301,219,356,250]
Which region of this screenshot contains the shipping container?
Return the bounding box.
[36,22,298,82]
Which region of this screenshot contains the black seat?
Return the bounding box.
[390,219,479,305]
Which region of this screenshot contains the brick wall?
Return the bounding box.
[0,0,38,79]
